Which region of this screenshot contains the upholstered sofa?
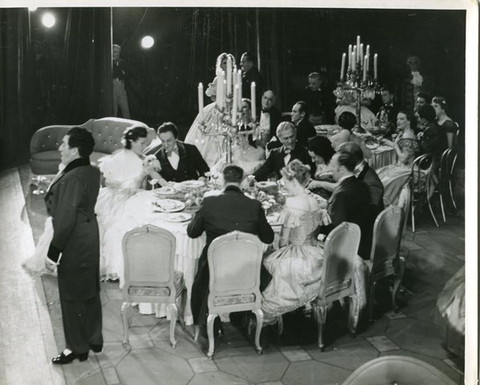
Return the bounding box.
[30,117,158,175]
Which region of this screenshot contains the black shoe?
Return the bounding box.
[52,351,88,365]
[90,344,103,353]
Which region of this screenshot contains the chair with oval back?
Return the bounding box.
[202,231,265,359]
[121,225,186,349]
[366,206,406,324]
[312,222,361,351]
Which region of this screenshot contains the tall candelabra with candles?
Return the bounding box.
[335,35,380,132]
[197,56,258,164]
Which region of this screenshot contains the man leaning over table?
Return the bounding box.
[253,121,313,181]
[155,122,209,182]
[187,165,274,334]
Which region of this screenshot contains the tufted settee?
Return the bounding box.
[29,117,157,175]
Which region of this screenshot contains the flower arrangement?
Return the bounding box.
[183,186,211,208]
[410,71,423,87]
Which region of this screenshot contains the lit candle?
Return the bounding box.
[223,79,227,108]
[216,72,224,109]
[352,47,357,71]
[366,45,370,57]
[251,82,256,120]
[348,44,352,69]
[198,83,204,121]
[226,56,232,96]
[374,54,378,79]
[363,56,367,81]
[366,54,370,72]
[232,85,239,126]
[237,70,243,110]
[340,53,346,81]
[356,35,361,61]
[360,44,364,64]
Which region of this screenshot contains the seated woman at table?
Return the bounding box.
[211,99,265,177]
[334,90,377,133]
[261,160,328,325]
[184,52,235,168]
[377,111,419,206]
[330,111,372,160]
[95,126,166,284]
[305,135,336,200]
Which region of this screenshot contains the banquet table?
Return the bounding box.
[368,144,397,170]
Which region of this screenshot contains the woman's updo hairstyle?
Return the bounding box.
[122,126,148,149]
[338,111,357,131]
[280,159,311,187]
[432,96,448,111]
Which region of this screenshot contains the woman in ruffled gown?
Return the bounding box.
[435,266,465,357]
[185,53,235,168]
[261,160,328,324]
[306,135,336,200]
[95,126,165,286]
[377,111,419,206]
[210,98,265,177]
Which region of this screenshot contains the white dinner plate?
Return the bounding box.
[178,180,205,188]
[152,199,185,213]
[153,187,178,196]
[256,181,277,188]
[161,213,192,223]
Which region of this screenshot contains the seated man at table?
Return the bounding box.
[188,165,275,330]
[291,101,317,148]
[253,122,313,181]
[376,86,399,137]
[316,149,372,260]
[155,122,209,182]
[257,90,283,149]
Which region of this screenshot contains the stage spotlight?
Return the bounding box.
[42,12,55,28]
[141,36,154,49]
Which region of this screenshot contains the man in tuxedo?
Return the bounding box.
[317,150,372,260]
[188,165,274,328]
[240,51,263,106]
[112,44,131,118]
[155,122,209,182]
[45,127,103,364]
[376,86,399,136]
[302,72,334,125]
[258,90,283,149]
[291,101,317,148]
[253,121,313,181]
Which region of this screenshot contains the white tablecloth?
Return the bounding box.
[369,145,397,170]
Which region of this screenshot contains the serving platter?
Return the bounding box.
[152,199,185,213]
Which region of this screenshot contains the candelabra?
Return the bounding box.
[335,36,380,132]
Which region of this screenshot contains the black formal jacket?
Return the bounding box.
[357,163,385,217]
[242,67,263,106]
[45,157,101,301]
[155,141,209,182]
[187,185,274,325]
[319,175,373,260]
[258,106,283,141]
[253,143,313,181]
[296,118,317,148]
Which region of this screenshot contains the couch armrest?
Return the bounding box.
[29,125,72,154]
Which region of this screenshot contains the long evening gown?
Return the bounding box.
[376,135,419,206]
[95,149,147,287]
[261,194,368,325]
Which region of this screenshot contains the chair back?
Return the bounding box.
[318,222,361,304]
[369,206,404,280]
[122,225,177,303]
[207,231,264,313]
[341,355,457,385]
[410,153,435,196]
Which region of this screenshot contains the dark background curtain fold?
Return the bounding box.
[0,7,466,170]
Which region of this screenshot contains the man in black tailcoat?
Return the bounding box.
[155,122,209,182]
[188,165,274,328]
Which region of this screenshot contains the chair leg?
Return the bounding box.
[369,281,377,325]
[348,294,358,337]
[169,303,178,348]
[411,193,416,233]
[426,192,439,227]
[206,314,217,359]
[449,179,457,210]
[392,257,406,313]
[121,302,132,348]
[193,325,200,341]
[277,314,284,336]
[439,189,447,222]
[178,289,187,330]
[313,303,327,351]
[252,309,264,355]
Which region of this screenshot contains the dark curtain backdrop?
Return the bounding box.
[0,7,466,169]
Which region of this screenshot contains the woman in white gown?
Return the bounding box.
[184,52,235,168]
[210,98,265,177]
[95,126,165,286]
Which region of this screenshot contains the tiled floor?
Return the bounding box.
[2,165,465,385]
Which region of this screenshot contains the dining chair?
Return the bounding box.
[409,152,438,232]
[121,225,186,349]
[341,355,457,385]
[198,231,264,359]
[312,222,361,351]
[444,147,459,212]
[366,206,405,324]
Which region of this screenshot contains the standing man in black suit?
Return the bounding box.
[253,122,313,181]
[188,165,274,328]
[155,122,209,182]
[240,51,263,108]
[112,44,131,118]
[258,90,283,149]
[45,127,103,364]
[291,101,317,148]
[376,86,399,137]
[317,150,372,260]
